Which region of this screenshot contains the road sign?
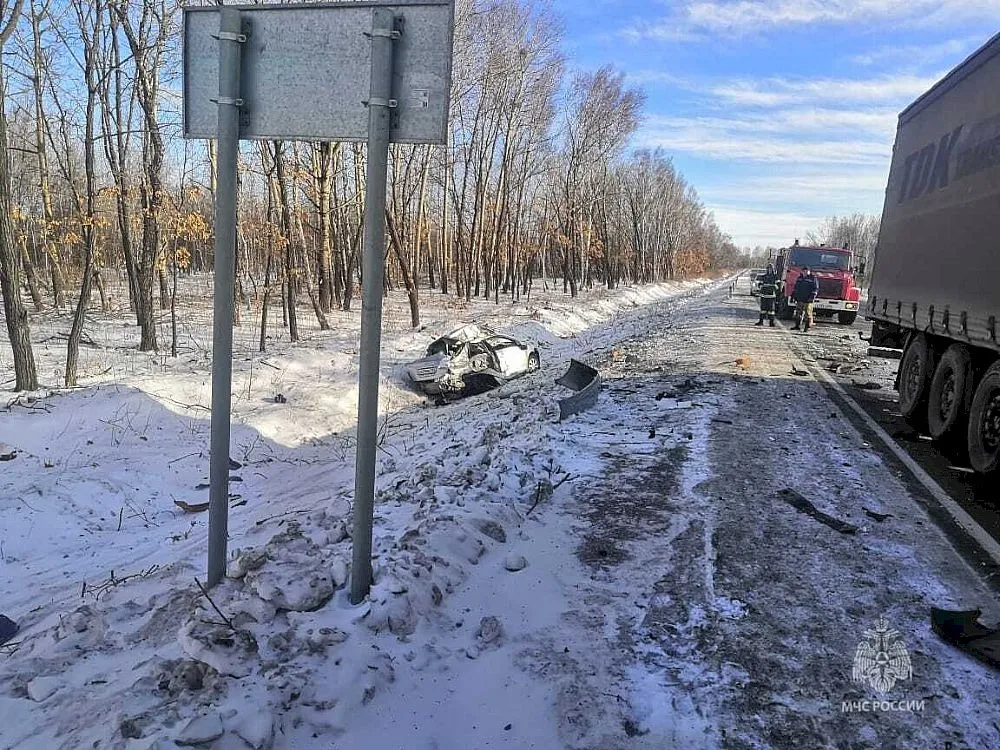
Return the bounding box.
[183,1,453,144]
[182,1,455,600]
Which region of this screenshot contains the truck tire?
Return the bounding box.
[898,334,933,430]
[967,361,1000,475]
[927,344,973,444]
[838,312,858,325]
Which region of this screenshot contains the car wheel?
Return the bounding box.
[967,361,1000,475]
[927,344,973,444]
[898,333,933,430]
[527,352,540,372]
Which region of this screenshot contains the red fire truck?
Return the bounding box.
[774,241,863,325]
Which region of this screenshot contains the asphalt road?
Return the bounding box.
[735,276,1000,572]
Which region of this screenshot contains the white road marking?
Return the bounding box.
[776,321,1000,567]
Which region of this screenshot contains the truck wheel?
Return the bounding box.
[967,361,1000,475]
[838,312,858,325]
[527,352,540,372]
[898,334,933,430]
[927,345,973,444]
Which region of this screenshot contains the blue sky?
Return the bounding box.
[549,0,999,248]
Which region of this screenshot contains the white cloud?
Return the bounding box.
[849,36,984,67]
[635,125,889,165]
[708,73,942,107]
[644,109,897,137]
[622,1,1000,41]
[628,69,941,108]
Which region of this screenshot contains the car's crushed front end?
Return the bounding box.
[406,350,471,395]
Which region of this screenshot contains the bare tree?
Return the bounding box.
[0,0,37,392]
[64,0,102,386]
[112,0,172,352]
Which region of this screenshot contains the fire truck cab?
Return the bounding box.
[774,240,862,325]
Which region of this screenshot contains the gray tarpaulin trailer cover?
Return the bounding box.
[868,32,1000,351]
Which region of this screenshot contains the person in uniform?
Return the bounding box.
[792,267,820,331]
[755,263,779,327]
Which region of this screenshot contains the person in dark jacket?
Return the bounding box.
[792,267,820,331]
[754,264,779,327]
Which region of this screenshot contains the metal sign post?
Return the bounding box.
[183,1,454,596]
[207,7,244,587]
[350,8,397,605]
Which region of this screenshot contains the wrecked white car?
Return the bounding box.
[406,324,541,398]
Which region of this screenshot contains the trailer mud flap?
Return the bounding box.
[556,359,601,421]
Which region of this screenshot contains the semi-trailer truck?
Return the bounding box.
[867,32,1000,476]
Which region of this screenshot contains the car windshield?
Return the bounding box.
[788,248,850,271]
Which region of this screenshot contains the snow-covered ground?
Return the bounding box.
[3,276,998,749]
[0,276,722,749]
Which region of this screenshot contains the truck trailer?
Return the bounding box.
[867,32,1000,476]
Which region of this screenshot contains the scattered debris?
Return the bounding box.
[790,367,810,377]
[867,346,903,360]
[476,616,504,647]
[0,614,17,646]
[735,356,751,370]
[778,489,858,535]
[949,466,976,475]
[931,608,1000,671]
[174,500,210,514]
[864,508,892,522]
[0,444,16,461]
[556,359,601,421]
[854,381,883,390]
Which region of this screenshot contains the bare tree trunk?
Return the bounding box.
[30,0,65,309]
[272,141,299,342]
[260,249,272,353]
[314,141,335,313]
[386,210,419,328]
[20,240,44,311]
[114,0,168,352]
[65,0,101,387]
[0,5,37,391]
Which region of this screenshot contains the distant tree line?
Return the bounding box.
[745,213,880,280]
[0,0,741,392]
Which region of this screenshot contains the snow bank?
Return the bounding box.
[0,277,723,748]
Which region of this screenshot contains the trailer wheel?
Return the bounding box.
[838,312,858,325]
[898,333,933,430]
[927,344,973,444]
[967,361,1000,475]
